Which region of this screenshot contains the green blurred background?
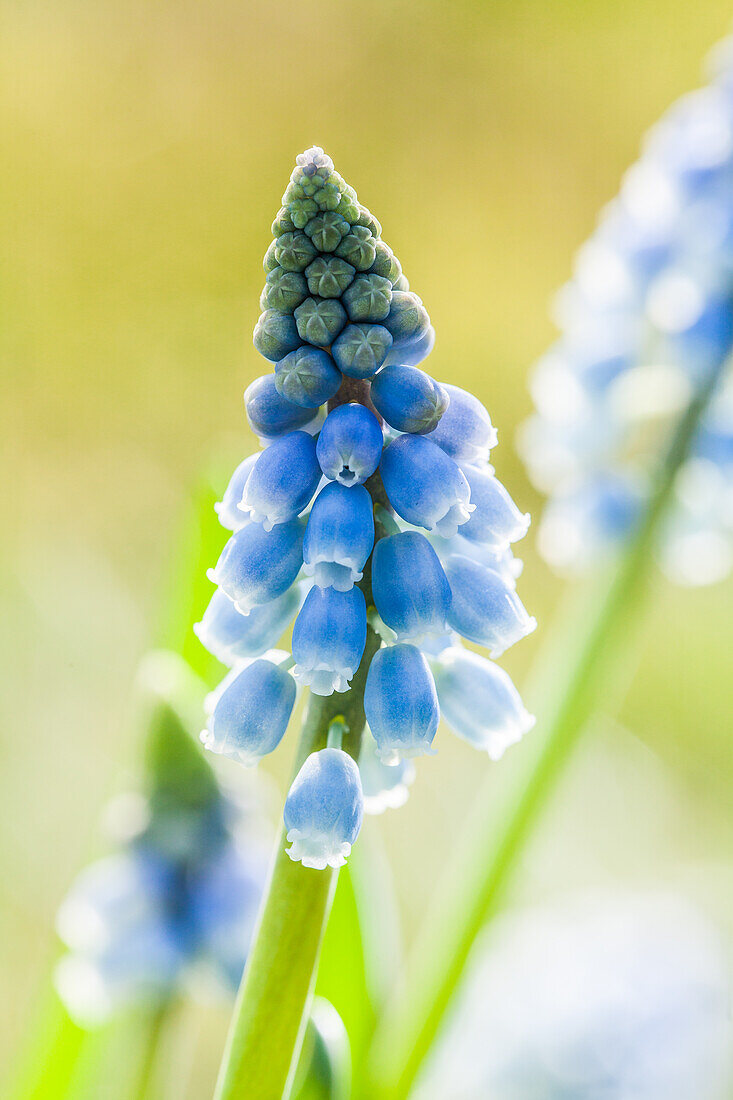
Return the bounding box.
[2,0,732,1091]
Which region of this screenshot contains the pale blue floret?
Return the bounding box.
[201,658,296,765]
[209,519,304,612]
[194,585,303,666]
[244,374,318,439]
[239,431,321,530]
[444,555,537,657]
[424,384,498,464]
[284,747,363,869]
[364,643,439,763]
[428,533,524,589]
[383,324,435,367]
[215,454,259,530]
[292,586,367,695]
[459,465,531,547]
[303,482,375,590]
[316,403,384,485]
[370,363,449,434]
[431,646,535,760]
[358,729,415,814]
[274,346,342,408]
[371,531,451,641]
[380,434,474,537]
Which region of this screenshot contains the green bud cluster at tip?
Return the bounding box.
[255,146,417,372]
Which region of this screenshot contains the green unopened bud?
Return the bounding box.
[304,212,350,253]
[294,297,348,346]
[305,256,355,299]
[342,274,392,323]
[261,269,308,313]
[275,231,318,273]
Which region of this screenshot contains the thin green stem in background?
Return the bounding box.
[213,624,382,1100]
[365,360,727,1100]
[130,1001,172,1100]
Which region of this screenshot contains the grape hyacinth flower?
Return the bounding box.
[518,36,733,585]
[415,891,732,1100]
[55,653,269,1025]
[198,146,535,867]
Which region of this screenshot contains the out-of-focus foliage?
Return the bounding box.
[2,1,732,1095]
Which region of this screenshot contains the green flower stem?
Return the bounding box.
[131,1002,172,1100]
[213,622,382,1100]
[366,360,726,1100]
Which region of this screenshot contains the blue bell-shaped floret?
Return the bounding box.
[380,434,474,537]
[424,384,498,464]
[370,363,449,434]
[444,555,536,657]
[303,482,375,591]
[364,643,439,763]
[244,374,319,440]
[371,531,451,641]
[201,658,296,765]
[432,646,535,760]
[316,403,384,485]
[209,519,304,612]
[292,586,367,696]
[459,465,530,547]
[284,747,363,869]
[239,431,321,530]
[215,454,259,531]
[194,584,303,666]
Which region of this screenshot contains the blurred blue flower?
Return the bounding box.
[519,36,733,585]
[55,653,270,1025]
[415,890,732,1100]
[444,555,536,657]
[209,518,305,612]
[284,748,363,869]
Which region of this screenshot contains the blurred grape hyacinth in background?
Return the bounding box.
[196,146,535,870]
[415,891,733,1100]
[518,36,733,586]
[55,653,269,1024]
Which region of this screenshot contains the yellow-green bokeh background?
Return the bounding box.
[3,0,732,1091]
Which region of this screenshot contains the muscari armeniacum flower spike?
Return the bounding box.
[284,747,363,870]
[518,36,733,586]
[200,145,535,862]
[239,430,321,530]
[303,481,374,591]
[364,643,439,763]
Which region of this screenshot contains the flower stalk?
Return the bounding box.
[365,354,727,1099]
[213,622,381,1100]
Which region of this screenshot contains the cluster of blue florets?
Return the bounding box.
[55,654,268,1024]
[197,148,535,871]
[518,38,733,586]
